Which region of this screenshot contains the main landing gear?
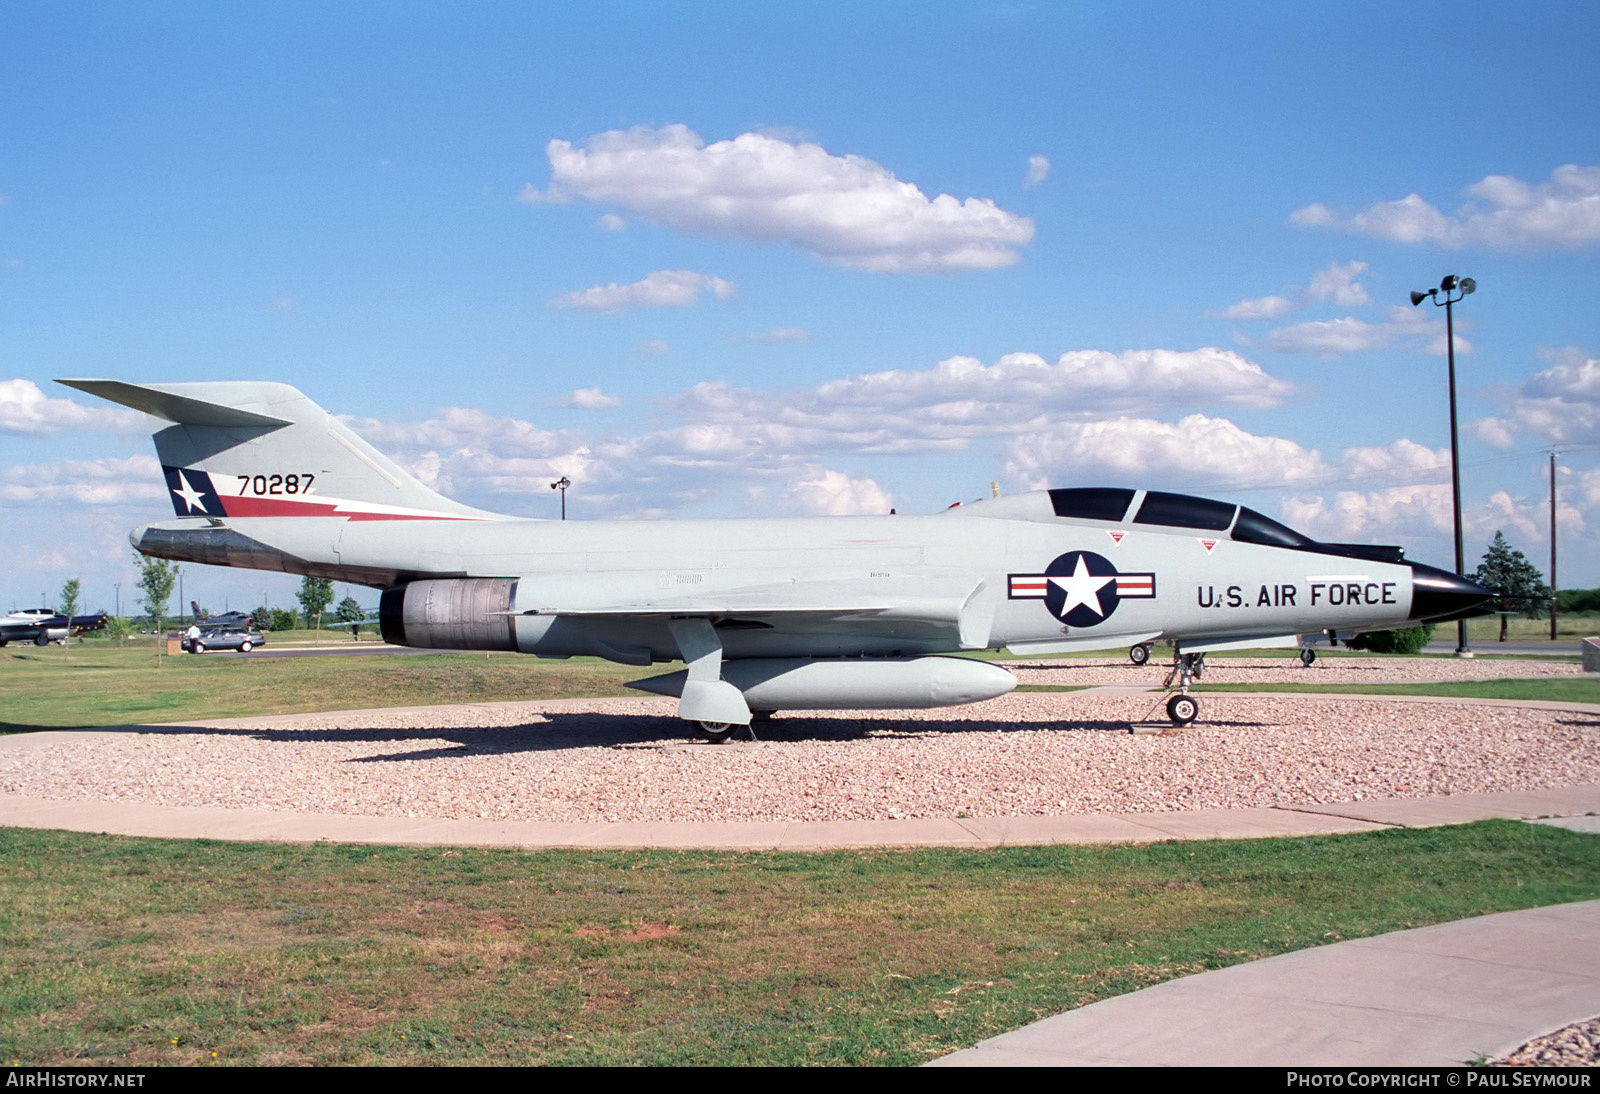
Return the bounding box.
[693,720,739,743]
[1128,642,1152,666]
[1161,652,1205,727]
[692,710,774,744]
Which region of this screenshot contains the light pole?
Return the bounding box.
[550,476,571,520]
[1409,274,1476,657]
[1550,451,1559,642]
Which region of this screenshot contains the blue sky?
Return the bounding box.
[3,1,1598,616]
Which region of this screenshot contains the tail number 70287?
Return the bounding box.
[237,474,316,496]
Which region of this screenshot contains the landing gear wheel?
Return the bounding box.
[693,720,740,743]
[1128,643,1151,666]
[34,635,49,647]
[1299,648,1316,667]
[1167,694,1199,727]
[239,640,252,653]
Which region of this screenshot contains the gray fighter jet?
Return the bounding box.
[61,379,1492,734]
[0,608,108,646]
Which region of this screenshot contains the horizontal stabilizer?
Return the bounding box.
[58,380,292,429]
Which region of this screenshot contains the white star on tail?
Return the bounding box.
[171,470,207,514]
[1049,555,1114,617]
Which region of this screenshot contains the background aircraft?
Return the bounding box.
[0,608,108,647]
[64,379,1493,733]
[190,601,254,628]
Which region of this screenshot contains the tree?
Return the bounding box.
[58,579,80,619]
[57,578,81,659]
[297,576,334,630]
[135,553,178,663]
[336,596,366,640]
[250,605,274,631]
[1474,531,1552,642]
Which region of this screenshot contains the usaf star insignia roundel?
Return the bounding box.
[1008,550,1157,627]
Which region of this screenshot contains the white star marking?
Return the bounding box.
[171,470,208,514]
[1048,555,1114,617]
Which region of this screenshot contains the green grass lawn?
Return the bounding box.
[1,641,646,730]
[2,821,1595,1066]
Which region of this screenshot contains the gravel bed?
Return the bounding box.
[1014,654,1583,687]
[4,671,1597,823]
[1495,1016,1600,1066]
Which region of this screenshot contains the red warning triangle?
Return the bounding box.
[1107,531,1125,545]
[1199,538,1218,554]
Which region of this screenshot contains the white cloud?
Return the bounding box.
[531,124,1034,273]
[805,347,1292,416]
[1265,304,1461,357]
[0,455,163,506]
[1306,261,1372,306]
[566,388,620,410]
[782,468,893,516]
[308,348,1296,520]
[1003,416,1449,499]
[595,213,625,232]
[1292,165,1600,251]
[552,269,735,314]
[635,338,670,357]
[1218,294,1294,321]
[1004,414,1331,492]
[737,327,812,344]
[1281,484,1453,543]
[1023,154,1050,188]
[1216,261,1369,321]
[340,407,577,455]
[0,380,144,437]
[1466,347,1600,447]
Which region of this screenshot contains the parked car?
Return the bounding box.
[190,625,266,653]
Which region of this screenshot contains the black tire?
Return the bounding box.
[34,635,49,647]
[193,641,205,654]
[239,640,252,653]
[693,720,739,743]
[1167,694,1199,727]
[1128,643,1150,666]
[1300,648,1316,667]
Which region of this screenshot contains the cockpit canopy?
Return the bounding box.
[1046,487,1404,563]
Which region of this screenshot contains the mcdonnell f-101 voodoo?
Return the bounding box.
[63,379,1492,735]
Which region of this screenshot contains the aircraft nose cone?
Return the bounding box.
[1409,561,1495,622]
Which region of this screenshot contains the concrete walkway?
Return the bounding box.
[933,898,1600,1067]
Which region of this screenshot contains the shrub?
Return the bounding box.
[1343,624,1436,654]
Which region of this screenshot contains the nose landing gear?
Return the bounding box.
[1160,652,1205,726]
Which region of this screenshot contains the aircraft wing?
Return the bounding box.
[520,574,997,649]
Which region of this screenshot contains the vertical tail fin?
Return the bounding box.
[59,380,499,523]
